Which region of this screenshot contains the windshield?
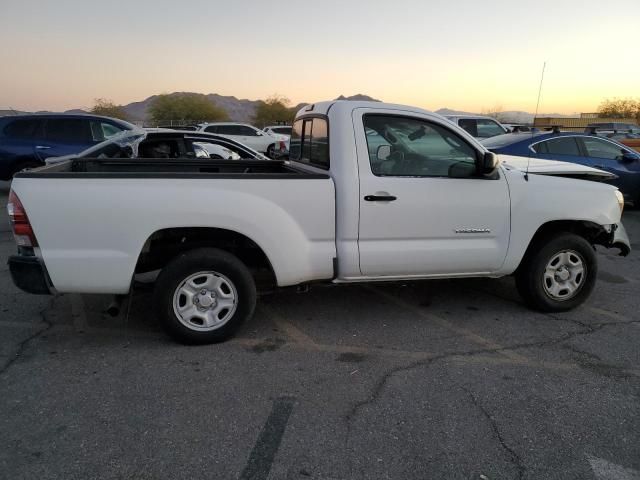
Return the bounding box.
[78,129,147,158]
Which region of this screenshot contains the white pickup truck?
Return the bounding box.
[8,101,630,344]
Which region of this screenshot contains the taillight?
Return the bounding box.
[7,190,38,247]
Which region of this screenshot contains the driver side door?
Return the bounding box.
[355,109,511,277]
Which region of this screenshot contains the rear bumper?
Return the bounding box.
[8,255,53,295]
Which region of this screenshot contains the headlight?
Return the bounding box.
[615,190,624,214]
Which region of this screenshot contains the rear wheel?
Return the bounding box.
[153,248,256,344]
[515,233,597,312]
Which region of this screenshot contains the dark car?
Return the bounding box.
[46,129,267,164]
[585,123,640,153]
[482,132,640,205]
[0,114,135,179]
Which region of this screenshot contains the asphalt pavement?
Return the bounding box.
[0,180,638,480]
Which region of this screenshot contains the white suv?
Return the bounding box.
[197,122,285,158]
[444,115,508,139]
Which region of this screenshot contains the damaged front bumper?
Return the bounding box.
[608,223,631,256]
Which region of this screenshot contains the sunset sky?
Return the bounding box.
[1,0,638,114]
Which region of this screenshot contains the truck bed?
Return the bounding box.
[17,158,328,179]
[11,157,336,294]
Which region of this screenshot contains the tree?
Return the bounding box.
[597,98,640,120]
[91,98,129,121]
[253,95,296,128]
[148,93,228,124]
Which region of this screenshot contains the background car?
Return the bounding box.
[503,123,534,133]
[263,125,292,137]
[482,132,640,205]
[45,129,267,165]
[444,115,509,139]
[0,114,135,179]
[197,122,286,158]
[585,123,640,153]
[263,125,291,157]
[155,125,199,131]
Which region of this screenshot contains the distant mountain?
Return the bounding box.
[0,95,576,126]
[119,92,382,124]
[435,108,577,124]
[435,108,477,116]
[0,108,89,116]
[0,109,30,116]
[121,92,263,123]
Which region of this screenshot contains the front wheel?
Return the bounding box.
[153,248,257,344]
[515,233,597,312]
[266,144,276,159]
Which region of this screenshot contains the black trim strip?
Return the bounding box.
[14,158,331,180]
[15,172,330,179]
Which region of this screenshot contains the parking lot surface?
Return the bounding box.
[1,180,638,480]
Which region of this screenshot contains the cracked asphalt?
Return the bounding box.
[0,180,639,480]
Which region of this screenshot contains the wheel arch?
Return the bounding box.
[516,219,609,272]
[135,227,278,291]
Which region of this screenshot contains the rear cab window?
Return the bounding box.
[289,117,329,170]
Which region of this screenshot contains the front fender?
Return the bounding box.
[499,170,624,274]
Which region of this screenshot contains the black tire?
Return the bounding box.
[12,160,43,178]
[153,248,256,344]
[266,144,275,159]
[515,233,597,312]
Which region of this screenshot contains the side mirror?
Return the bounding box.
[620,152,639,164]
[479,151,499,174]
[255,131,263,136]
[377,145,391,161]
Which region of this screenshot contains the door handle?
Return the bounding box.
[364,195,397,202]
[35,145,51,150]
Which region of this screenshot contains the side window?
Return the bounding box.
[289,120,303,160]
[4,119,44,139]
[457,119,478,137]
[582,138,624,160]
[217,125,242,135]
[45,119,92,143]
[310,118,329,168]
[363,115,478,178]
[90,122,124,142]
[288,117,330,169]
[238,126,258,136]
[476,119,506,138]
[102,123,123,138]
[534,137,580,156]
[301,120,312,161]
[204,125,219,134]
